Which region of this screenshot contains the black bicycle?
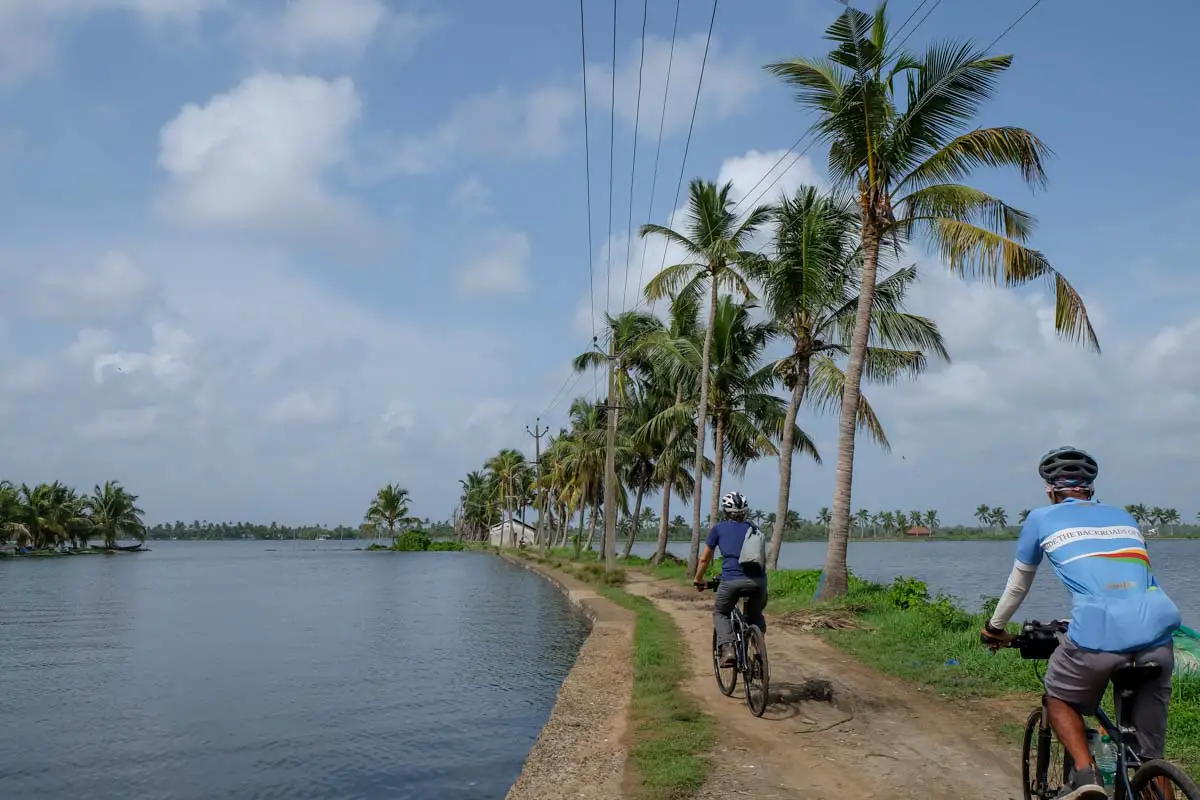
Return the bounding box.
[698,576,770,717]
[994,620,1198,800]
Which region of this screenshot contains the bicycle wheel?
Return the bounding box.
[1128,760,1200,800]
[743,625,770,717]
[1021,707,1069,800]
[713,628,737,696]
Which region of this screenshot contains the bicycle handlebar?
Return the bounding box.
[986,619,1069,660]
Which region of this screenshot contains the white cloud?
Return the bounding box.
[456,232,532,296]
[80,406,161,441]
[157,73,370,240]
[586,34,763,138]
[91,323,196,388]
[236,0,445,63]
[0,0,220,85]
[266,389,340,425]
[368,85,577,177]
[452,176,492,216]
[30,250,154,321]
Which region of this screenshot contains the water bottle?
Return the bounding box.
[1095,735,1118,789]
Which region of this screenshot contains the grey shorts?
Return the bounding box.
[1044,638,1174,758]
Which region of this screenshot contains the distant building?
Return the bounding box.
[905,525,933,537]
[488,519,538,548]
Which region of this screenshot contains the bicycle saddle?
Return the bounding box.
[1112,661,1162,690]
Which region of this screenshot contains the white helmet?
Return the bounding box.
[721,491,748,516]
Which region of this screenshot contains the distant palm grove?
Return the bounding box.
[0,480,147,551]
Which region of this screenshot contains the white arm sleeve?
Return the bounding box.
[989,560,1038,629]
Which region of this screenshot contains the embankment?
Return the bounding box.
[500,553,635,800]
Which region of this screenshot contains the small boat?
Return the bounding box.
[89,543,145,552]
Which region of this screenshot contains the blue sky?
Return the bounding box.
[1,0,1198,527]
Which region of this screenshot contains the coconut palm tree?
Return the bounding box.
[364,484,418,544]
[641,179,774,574]
[768,6,1098,598]
[923,510,939,532]
[1018,508,1031,525]
[974,504,991,527]
[748,186,949,567]
[86,481,146,549]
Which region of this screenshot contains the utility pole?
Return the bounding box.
[526,419,547,549]
[602,334,619,573]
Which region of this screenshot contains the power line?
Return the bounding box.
[742,0,1049,259]
[730,0,949,216]
[631,0,682,319]
[604,0,618,316]
[578,0,597,342]
[620,0,650,314]
[647,0,720,315]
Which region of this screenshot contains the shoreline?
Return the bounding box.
[498,553,636,800]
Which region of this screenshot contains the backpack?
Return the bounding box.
[738,523,766,575]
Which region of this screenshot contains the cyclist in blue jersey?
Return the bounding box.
[982,447,1181,800]
[692,491,767,668]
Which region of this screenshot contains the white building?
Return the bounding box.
[488,519,538,548]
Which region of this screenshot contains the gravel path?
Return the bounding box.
[503,557,635,800]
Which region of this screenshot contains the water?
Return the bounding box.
[632,538,1200,621]
[0,543,588,800]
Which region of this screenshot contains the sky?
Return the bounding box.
[1,0,1198,527]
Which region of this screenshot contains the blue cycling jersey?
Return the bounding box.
[1015,498,1180,653]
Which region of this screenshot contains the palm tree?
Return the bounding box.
[641,179,774,574]
[364,484,417,544]
[1018,508,1031,525]
[990,507,1009,528]
[768,6,1098,598]
[974,504,991,527]
[485,449,533,546]
[855,508,871,538]
[923,510,939,532]
[817,507,832,535]
[749,186,947,568]
[86,481,146,549]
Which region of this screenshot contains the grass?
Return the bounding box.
[515,550,715,799]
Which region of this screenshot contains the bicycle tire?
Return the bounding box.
[712,628,737,696]
[1128,759,1200,799]
[1020,707,1069,799]
[743,625,770,717]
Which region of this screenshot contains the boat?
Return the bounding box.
[89,543,145,552]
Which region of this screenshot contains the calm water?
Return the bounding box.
[632,538,1200,621]
[0,543,588,800]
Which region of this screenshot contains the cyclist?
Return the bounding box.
[981,447,1181,800]
[692,491,767,668]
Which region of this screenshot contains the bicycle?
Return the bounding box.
[993,619,1198,800]
[698,576,770,717]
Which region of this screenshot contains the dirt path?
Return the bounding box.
[624,573,1025,800]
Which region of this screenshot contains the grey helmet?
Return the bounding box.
[1037,446,1098,489]
[721,491,749,516]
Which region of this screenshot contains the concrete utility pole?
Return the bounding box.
[526,418,547,548]
[603,334,619,573]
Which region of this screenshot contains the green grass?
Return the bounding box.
[639,560,1200,774]
[601,588,716,799]
[514,550,714,798]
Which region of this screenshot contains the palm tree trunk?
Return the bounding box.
[818,219,880,600]
[688,279,718,575]
[584,505,599,552]
[707,414,726,529]
[622,485,646,559]
[768,353,812,570]
[652,481,673,564]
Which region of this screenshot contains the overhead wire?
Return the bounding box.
[645,0,720,316]
[604,0,618,318]
[578,0,597,344]
[630,0,682,320]
[619,0,650,314]
[740,0,1050,262]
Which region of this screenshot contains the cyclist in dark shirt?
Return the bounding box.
[692,491,767,668]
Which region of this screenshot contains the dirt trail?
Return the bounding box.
[624,573,1025,800]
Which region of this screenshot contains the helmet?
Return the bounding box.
[1037,446,1098,489]
[721,491,749,516]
